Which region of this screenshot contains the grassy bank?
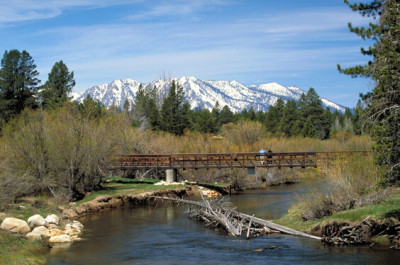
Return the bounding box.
[0,196,61,265]
[0,230,47,265]
[275,189,400,234]
[75,177,187,205]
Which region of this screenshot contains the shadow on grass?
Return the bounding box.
[383,210,400,220]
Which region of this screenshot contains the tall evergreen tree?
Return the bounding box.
[133,84,160,129]
[40,60,75,110]
[194,109,215,133]
[298,88,327,139]
[211,101,221,131]
[352,99,365,135]
[279,99,301,137]
[247,106,257,121]
[219,105,234,125]
[160,80,187,135]
[264,98,284,134]
[0,49,39,123]
[123,98,130,113]
[339,0,400,184]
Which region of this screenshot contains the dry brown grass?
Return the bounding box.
[299,153,388,220]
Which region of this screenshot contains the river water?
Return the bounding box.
[47,180,400,264]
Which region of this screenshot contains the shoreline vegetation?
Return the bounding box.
[1,171,400,264]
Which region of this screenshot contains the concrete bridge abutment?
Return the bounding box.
[166,169,178,183]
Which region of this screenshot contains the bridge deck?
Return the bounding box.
[110,151,368,170]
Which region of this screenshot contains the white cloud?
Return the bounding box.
[127,0,229,20]
[11,1,373,104]
[0,0,140,23]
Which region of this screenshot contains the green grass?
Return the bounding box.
[0,230,47,265]
[372,235,390,245]
[76,179,185,205]
[275,190,400,233]
[76,177,231,205]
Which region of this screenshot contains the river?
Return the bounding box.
[46,179,400,264]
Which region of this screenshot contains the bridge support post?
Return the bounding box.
[166,169,177,183]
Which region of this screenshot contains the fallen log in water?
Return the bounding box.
[151,196,321,240]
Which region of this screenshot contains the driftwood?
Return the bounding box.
[151,195,321,240]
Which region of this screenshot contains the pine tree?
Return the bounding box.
[148,98,161,130]
[194,109,214,133]
[40,60,75,110]
[264,98,284,134]
[160,80,187,135]
[123,98,130,113]
[279,99,300,137]
[0,49,40,123]
[133,84,160,129]
[339,0,400,184]
[211,101,221,131]
[298,88,327,139]
[247,106,256,121]
[219,105,234,125]
[352,99,365,135]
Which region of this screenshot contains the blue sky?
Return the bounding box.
[1,0,376,107]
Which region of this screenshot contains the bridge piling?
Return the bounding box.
[166,168,178,183]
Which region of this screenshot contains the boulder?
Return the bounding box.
[49,228,65,237]
[72,220,84,229]
[0,217,31,233]
[45,214,60,225]
[65,224,81,237]
[49,234,73,243]
[48,224,59,230]
[28,214,48,229]
[26,226,50,240]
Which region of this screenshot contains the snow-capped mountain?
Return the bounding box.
[73,76,346,113]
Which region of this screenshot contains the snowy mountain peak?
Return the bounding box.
[73,77,346,113]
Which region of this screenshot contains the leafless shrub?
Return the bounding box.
[300,154,388,220]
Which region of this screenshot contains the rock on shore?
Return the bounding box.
[1,214,84,245]
[0,217,31,233]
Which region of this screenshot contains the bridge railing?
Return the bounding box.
[109,151,338,170]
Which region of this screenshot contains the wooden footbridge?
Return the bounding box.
[110,151,368,171]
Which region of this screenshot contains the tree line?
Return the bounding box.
[129,81,363,140]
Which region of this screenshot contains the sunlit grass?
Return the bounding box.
[275,189,400,233]
[0,230,47,265]
[76,179,185,205]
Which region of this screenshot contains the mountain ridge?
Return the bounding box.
[72,76,347,113]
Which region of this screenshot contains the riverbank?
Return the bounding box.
[3,176,399,264]
[275,188,400,249]
[60,186,200,219]
[0,179,219,265]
